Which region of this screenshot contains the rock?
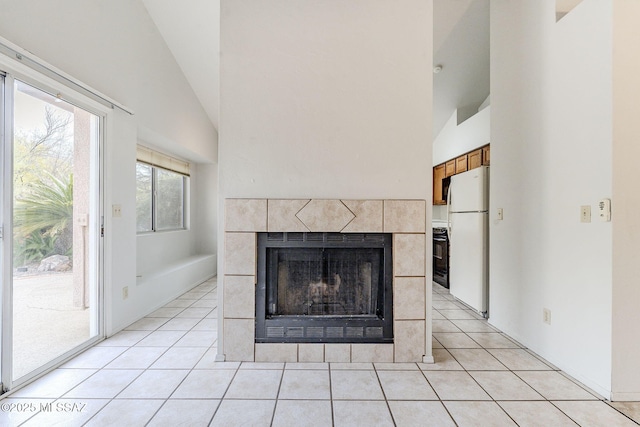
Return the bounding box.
[38,254,72,272]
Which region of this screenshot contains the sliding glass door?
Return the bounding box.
[1,73,103,390]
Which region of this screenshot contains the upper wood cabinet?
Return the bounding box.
[482,145,490,165]
[445,160,456,177]
[433,164,446,205]
[433,144,490,205]
[455,155,468,174]
[468,149,482,170]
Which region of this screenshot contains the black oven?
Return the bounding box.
[433,227,449,288]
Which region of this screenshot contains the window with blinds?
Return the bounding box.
[136,145,190,176]
[136,146,189,232]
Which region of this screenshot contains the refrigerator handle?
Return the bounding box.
[446,183,452,237]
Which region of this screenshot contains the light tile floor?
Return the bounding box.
[1,278,639,426]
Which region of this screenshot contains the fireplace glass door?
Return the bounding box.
[268,248,382,317]
[256,232,393,343]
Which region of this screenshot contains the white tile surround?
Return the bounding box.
[222,199,430,363]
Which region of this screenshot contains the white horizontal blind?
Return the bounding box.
[137,145,190,176]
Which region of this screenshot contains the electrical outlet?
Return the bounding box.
[543,308,551,325]
[580,205,591,223]
[123,286,129,300]
[112,204,122,218]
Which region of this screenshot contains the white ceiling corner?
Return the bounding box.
[432,0,490,139]
[556,0,584,14]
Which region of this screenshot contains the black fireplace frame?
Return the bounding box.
[255,232,393,344]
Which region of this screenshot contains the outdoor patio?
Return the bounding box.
[12,272,90,379]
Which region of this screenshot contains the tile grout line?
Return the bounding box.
[434,283,616,426]
[603,403,640,425]
[9,279,638,426]
[267,364,286,426]
[372,362,398,426]
[433,289,523,424]
[105,284,208,425]
[88,280,218,425]
[328,362,335,427]
[147,322,218,424]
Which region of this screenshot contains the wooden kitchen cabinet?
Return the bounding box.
[433,144,490,206]
[455,155,468,174]
[445,160,456,177]
[433,164,446,205]
[482,145,490,165]
[468,149,482,170]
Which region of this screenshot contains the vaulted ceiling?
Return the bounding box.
[142,0,220,130]
[142,0,489,141]
[433,0,489,137]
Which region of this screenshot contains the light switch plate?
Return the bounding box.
[580,205,591,223]
[497,208,503,220]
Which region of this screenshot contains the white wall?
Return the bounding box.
[432,205,447,221]
[0,0,218,334]
[219,0,433,356]
[490,0,613,396]
[433,106,490,166]
[611,0,640,401]
[220,0,432,201]
[193,163,219,256]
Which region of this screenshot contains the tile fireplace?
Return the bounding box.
[222,199,430,363]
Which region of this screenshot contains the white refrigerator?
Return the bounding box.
[447,166,489,316]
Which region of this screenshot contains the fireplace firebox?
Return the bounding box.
[256,232,393,343]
